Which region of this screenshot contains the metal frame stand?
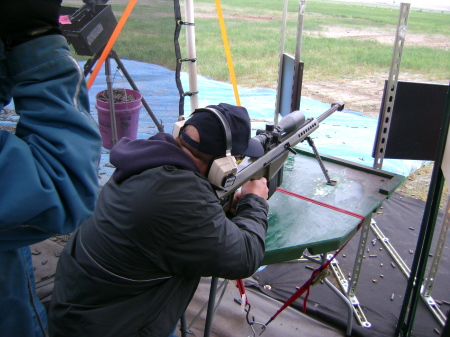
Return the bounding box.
[370,217,448,328]
[328,216,372,330]
[301,254,356,337]
[421,195,450,326]
[369,3,450,334]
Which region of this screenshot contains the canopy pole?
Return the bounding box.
[184,0,199,112]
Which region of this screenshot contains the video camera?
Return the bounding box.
[60,0,116,56]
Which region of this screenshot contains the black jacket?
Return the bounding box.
[49,133,268,337]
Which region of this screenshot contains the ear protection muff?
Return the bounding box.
[172,116,186,139]
[172,108,238,189]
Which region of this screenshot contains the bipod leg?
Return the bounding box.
[305,137,336,186]
[109,50,165,133]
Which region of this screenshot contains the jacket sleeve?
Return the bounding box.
[0,36,102,251]
[161,191,269,280]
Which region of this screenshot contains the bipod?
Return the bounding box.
[304,136,336,186]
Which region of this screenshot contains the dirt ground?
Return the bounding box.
[194,12,449,118]
[300,25,449,118]
[298,26,449,205]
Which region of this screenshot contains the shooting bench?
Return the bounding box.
[187,147,404,337]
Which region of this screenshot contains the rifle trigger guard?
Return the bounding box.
[285,143,297,155]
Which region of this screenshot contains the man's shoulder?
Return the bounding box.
[136,165,212,191]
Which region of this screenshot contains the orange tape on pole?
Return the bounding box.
[214,0,241,106]
[86,0,138,90]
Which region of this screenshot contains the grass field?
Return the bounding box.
[65,0,449,87]
[63,0,449,116]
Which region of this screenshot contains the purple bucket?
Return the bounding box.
[95,88,142,150]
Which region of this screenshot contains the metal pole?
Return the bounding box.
[373,3,410,170]
[421,194,450,326]
[274,0,288,125]
[184,0,199,112]
[396,85,450,336]
[291,0,306,113]
[110,50,164,132]
[203,277,218,337]
[105,54,118,146]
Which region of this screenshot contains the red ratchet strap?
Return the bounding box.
[262,188,365,326]
[236,279,248,311]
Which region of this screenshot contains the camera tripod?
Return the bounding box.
[83,48,164,146]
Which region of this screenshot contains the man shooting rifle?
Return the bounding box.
[49,103,269,337]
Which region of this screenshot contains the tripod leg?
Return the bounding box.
[110,50,164,132]
[105,55,118,146]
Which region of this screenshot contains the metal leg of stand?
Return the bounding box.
[180,313,187,337]
[83,48,165,133]
[204,277,218,337]
[324,278,353,337]
[104,56,118,146]
[110,50,164,132]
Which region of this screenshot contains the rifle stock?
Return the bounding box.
[219,101,344,212]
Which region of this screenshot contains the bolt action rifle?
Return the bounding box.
[217,101,345,212]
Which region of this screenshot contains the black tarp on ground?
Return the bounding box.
[32,192,449,336]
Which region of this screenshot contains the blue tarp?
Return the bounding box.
[2,59,425,184]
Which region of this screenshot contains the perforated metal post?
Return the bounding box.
[421,195,450,326]
[373,3,410,170]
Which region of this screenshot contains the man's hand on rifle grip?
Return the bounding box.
[227,178,269,217]
[241,177,269,200]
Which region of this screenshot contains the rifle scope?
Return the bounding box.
[254,110,306,150]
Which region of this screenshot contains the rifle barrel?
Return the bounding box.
[316,101,344,123]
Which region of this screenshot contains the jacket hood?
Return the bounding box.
[110,133,200,183]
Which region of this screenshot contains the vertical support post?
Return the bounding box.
[274,0,288,126]
[420,194,450,326]
[396,87,450,337]
[184,0,199,112]
[203,277,218,337]
[291,0,305,113]
[348,217,371,299]
[373,3,410,170]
